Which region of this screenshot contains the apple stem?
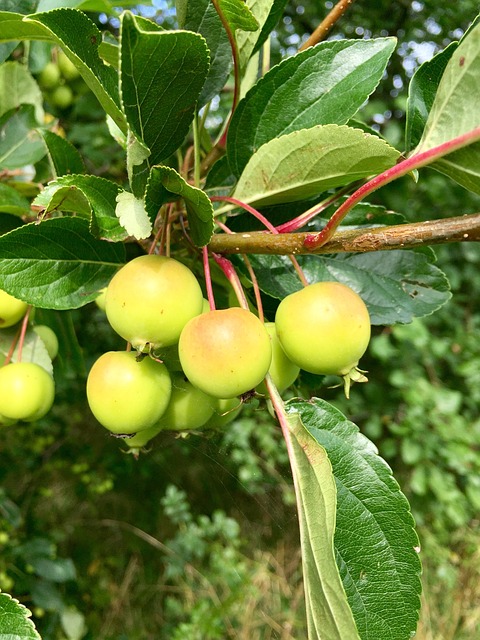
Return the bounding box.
[241,254,264,322]
[203,246,216,311]
[212,252,249,310]
[211,195,309,286]
[16,306,32,363]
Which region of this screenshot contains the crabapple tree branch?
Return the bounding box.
[207,213,480,255]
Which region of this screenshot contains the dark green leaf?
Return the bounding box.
[241,250,451,325]
[24,8,126,133]
[281,405,361,639]
[0,105,46,170]
[146,165,214,247]
[0,212,24,235]
[228,38,396,176]
[0,216,125,309]
[35,308,86,379]
[0,592,41,639]
[32,174,127,241]
[0,183,31,215]
[232,124,400,207]
[288,399,422,640]
[251,0,288,56]
[32,557,76,583]
[120,11,210,165]
[405,42,457,153]
[185,0,232,106]
[41,130,86,177]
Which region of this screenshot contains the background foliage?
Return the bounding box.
[1,1,479,639]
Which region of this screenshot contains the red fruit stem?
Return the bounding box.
[275,183,359,234]
[212,195,309,286]
[202,246,216,311]
[211,0,241,148]
[304,125,480,250]
[3,324,21,366]
[211,252,249,310]
[16,306,32,363]
[241,254,264,322]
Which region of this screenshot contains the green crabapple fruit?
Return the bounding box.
[57,51,80,81]
[38,62,61,89]
[33,325,59,360]
[179,308,272,399]
[257,322,300,394]
[105,255,204,350]
[275,282,370,376]
[203,397,242,429]
[50,84,74,109]
[86,351,171,434]
[155,374,215,431]
[0,362,55,422]
[0,289,28,328]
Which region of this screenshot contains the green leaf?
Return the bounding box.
[0,217,125,309]
[228,38,397,176]
[32,175,127,241]
[184,0,232,106]
[146,166,214,247]
[251,0,288,56]
[0,60,44,123]
[218,0,259,33]
[240,250,451,325]
[35,308,86,379]
[115,190,152,240]
[281,406,361,640]
[0,592,41,639]
[41,130,86,177]
[405,42,457,153]
[24,8,126,133]
[413,21,480,193]
[236,0,272,72]
[32,557,76,583]
[0,326,53,376]
[120,11,210,165]
[0,11,51,42]
[288,399,422,640]
[232,124,400,207]
[0,183,31,216]
[0,105,46,170]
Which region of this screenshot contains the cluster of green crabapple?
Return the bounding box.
[87,253,371,452]
[36,49,83,111]
[0,289,58,426]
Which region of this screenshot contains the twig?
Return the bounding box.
[299,0,357,51]
[207,212,480,255]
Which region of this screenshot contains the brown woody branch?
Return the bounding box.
[207,213,480,255]
[299,0,357,51]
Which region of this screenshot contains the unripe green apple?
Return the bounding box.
[202,397,242,429]
[0,362,55,422]
[38,62,61,89]
[179,308,272,399]
[86,351,171,434]
[0,289,28,328]
[156,374,215,431]
[57,50,80,80]
[95,287,107,312]
[50,84,74,109]
[105,255,204,350]
[257,322,300,394]
[124,423,163,451]
[275,282,371,376]
[33,325,59,360]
